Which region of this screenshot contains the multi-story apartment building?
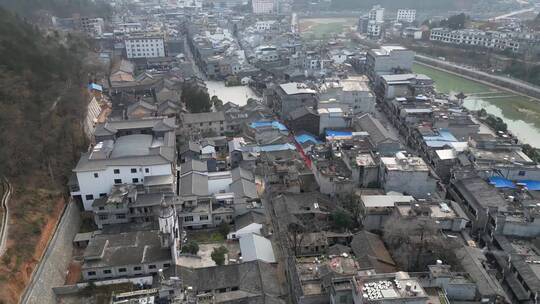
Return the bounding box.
[430,28,521,52]
[125,33,166,59]
[81,17,104,37]
[396,9,416,23]
[252,0,275,14]
[369,5,384,22]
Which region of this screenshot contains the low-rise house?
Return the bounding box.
[287,106,320,136]
[354,113,400,156]
[358,194,415,231]
[82,203,180,281]
[394,200,469,231]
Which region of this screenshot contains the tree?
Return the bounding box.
[440,13,468,30]
[331,210,354,232]
[218,221,231,238]
[211,95,223,107]
[181,83,211,113]
[383,216,461,271]
[182,241,199,255]
[211,246,228,266]
[287,223,306,256]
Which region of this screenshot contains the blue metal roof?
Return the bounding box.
[517,180,540,191]
[250,121,288,131]
[89,83,103,92]
[295,134,322,145]
[489,176,516,188]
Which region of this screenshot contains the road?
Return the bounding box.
[0,178,11,257]
[490,7,536,20]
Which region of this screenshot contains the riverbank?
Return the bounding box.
[413,63,540,148]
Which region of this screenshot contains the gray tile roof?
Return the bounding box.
[180,172,209,197]
[182,111,225,124]
[82,230,170,269]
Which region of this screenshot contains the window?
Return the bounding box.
[98,207,104,210]
[94,173,99,178]
[114,179,122,184]
[200,123,203,126]
[519,171,526,176]
[200,215,208,221]
[163,263,170,268]
[87,271,96,276]
[114,169,120,174]
[215,216,221,221]
[131,168,137,173]
[85,194,94,200]
[149,264,157,269]
[118,268,127,273]
[132,178,139,183]
[145,168,150,173]
[184,216,194,222]
[134,266,142,271]
[99,215,108,220]
[99,193,106,198]
[117,214,126,219]
[103,269,112,274]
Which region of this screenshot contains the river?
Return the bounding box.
[205,81,260,106]
[413,63,540,148]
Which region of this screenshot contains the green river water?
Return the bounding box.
[413,63,540,148]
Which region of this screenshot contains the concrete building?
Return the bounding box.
[380,152,438,199]
[394,200,469,231]
[366,46,415,82]
[318,76,376,114]
[367,21,384,39]
[318,107,349,135]
[69,117,177,210]
[369,5,385,22]
[267,83,318,119]
[81,17,104,37]
[354,113,400,156]
[125,34,166,59]
[252,0,275,14]
[180,111,227,136]
[359,194,415,231]
[396,9,416,23]
[351,271,429,304]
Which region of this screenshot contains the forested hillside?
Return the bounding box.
[0,0,111,17]
[0,7,95,302]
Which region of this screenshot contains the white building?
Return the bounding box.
[380,152,438,199]
[318,107,349,135]
[366,45,415,81]
[367,20,383,38]
[252,0,275,14]
[318,76,375,114]
[254,20,277,31]
[125,34,166,59]
[430,28,521,52]
[369,5,384,22]
[81,17,104,37]
[70,118,177,210]
[396,9,416,23]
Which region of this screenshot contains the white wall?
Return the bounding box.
[125,38,165,59]
[77,163,172,210]
[382,170,437,199]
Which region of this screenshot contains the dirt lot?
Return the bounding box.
[0,183,65,304]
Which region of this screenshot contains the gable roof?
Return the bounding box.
[240,234,276,263]
[355,113,398,145]
[350,231,396,273]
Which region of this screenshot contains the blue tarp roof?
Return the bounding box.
[295,134,322,145]
[325,130,352,138]
[88,83,103,92]
[489,176,516,189]
[250,121,288,131]
[489,177,540,191]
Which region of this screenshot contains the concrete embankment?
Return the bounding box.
[415,55,540,100]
